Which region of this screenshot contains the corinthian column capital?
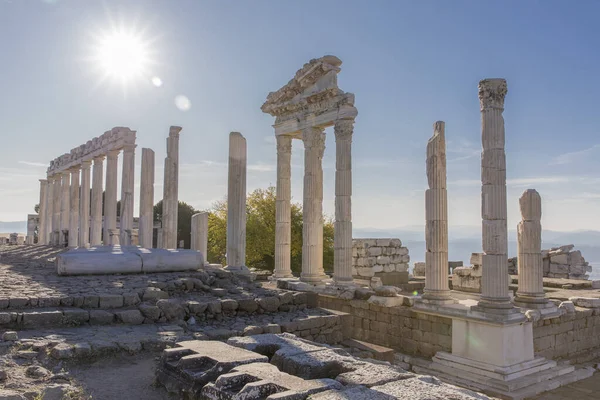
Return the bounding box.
[302,127,325,157]
[334,119,354,141]
[478,78,507,110]
[276,135,292,154]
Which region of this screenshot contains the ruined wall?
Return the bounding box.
[507,245,593,280]
[318,294,451,358]
[352,239,410,285]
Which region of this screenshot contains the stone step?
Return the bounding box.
[341,338,395,362]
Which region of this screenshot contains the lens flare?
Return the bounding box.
[175,95,191,111]
[151,76,163,87]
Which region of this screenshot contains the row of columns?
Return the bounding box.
[39,145,136,248]
[272,118,355,284]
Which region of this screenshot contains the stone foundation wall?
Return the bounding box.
[317,294,451,358]
[352,239,410,285]
[533,304,600,363]
[506,245,592,280]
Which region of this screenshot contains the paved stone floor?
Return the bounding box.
[529,372,600,399]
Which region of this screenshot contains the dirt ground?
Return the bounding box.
[68,353,172,400]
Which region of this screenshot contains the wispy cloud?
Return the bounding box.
[551,144,600,165]
[447,176,597,188]
[180,160,275,173]
[446,139,480,162]
[18,161,47,167]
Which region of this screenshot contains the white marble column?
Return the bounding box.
[52,176,61,245]
[90,156,104,246]
[104,149,119,245]
[515,189,549,308]
[68,168,80,248]
[191,212,208,262]
[226,132,247,268]
[38,179,48,245]
[301,126,327,282]
[139,148,155,248]
[79,161,92,247]
[45,177,54,245]
[274,135,293,278]
[59,172,70,246]
[162,126,182,249]
[333,119,354,284]
[120,144,136,245]
[477,78,513,311]
[423,121,453,303]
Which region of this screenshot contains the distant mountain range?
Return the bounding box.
[0,221,26,234]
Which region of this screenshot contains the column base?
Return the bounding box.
[474,296,521,317]
[300,273,329,283]
[333,276,354,286]
[271,271,294,279]
[422,289,456,305]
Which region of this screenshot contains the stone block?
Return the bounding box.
[22,311,63,328]
[63,309,89,325]
[139,304,161,320]
[237,299,259,313]
[115,310,145,325]
[569,297,600,308]
[99,295,124,309]
[550,253,569,265]
[89,310,114,325]
[257,297,280,312]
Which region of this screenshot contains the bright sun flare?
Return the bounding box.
[96,30,149,81]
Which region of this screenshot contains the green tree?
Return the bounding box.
[153,200,199,249]
[207,186,334,275]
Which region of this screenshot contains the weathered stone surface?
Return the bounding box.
[139,304,161,320]
[89,310,114,325]
[22,311,63,328]
[50,343,74,359]
[257,297,280,312]
[115,310,144,325]
[157,299,186,321]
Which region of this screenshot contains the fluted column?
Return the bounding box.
[333,120,354,284]
[38,179,48,245]
[515,190,549,308]
[90,156,104,246]
[274,135,293,278]
[68,168,80,248]
[120,144,136,245]
[79,161,92,247]
[52,176,61,245]
[477,78,513,311]
[162,126,182,249]
[423,121,453,303]
[104,149,119,244]
[191,212,208,262]
[45,177,54,244]
[226,132,247,268]
[301,126,327,282]
[139,148,155,248]
[59,171,70,246]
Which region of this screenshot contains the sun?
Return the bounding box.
[96,30,149,81]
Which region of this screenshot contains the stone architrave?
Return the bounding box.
[38,179,48,245]
[333,119,354,284]
[274,135,293,278]
[161,126,182,249]
[226,132,247,269]
[423,121,453,303]
[120,144,136,246]
[301,126,328,283]
[68,168,80,248]
[476,78,513,312]
[191,212,208,261]
[90,156,105,246]
[104,149,119,243]
[515,189,553,309]
[139,148,155,248]
[59,171,70,246]
[79,161,92,247]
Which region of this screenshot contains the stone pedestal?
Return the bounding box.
[191,212,208,263]
[333,120,353,284]
[162,126,182,249]
[79,161,92,247]
[274,135,293,278]
[59,172,70,246]
[38,179,48,245]
[104,149,119,244]
[90,156,104,246]
[68,168,80,248]
[139,148,155,249]
[226,132,247,269]
[476,78,513,313]
[120,144,136,246]
[423,121,453,304]
[301,127,327,283]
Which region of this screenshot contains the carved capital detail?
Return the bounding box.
[276,135,292,154]
[334,119,354,141]
[302,127,326,153]
[478,79,507,110]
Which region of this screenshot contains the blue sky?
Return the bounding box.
[0,0,599,234]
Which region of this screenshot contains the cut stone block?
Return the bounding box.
[201,362,341,400]
[156,340,268,397]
